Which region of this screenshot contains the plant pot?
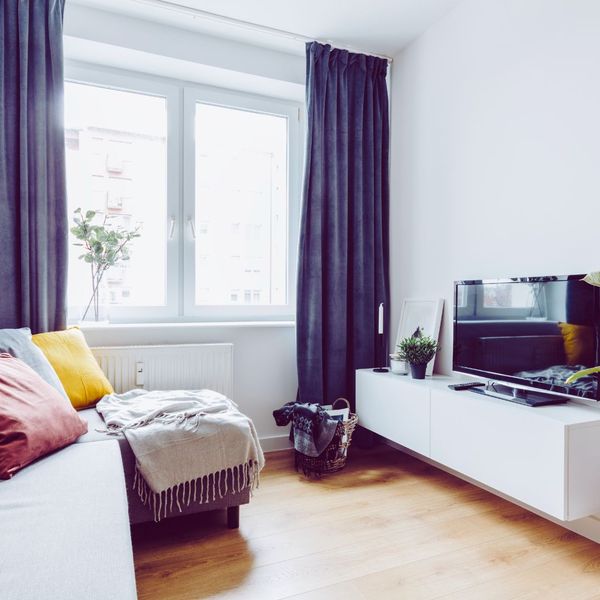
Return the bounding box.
[390,359,408,375]
[410,363,427,379]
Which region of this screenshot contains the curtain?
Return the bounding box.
[297,42,390,408]
[0,0,68,333]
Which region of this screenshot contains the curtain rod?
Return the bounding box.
[128,0,393,63]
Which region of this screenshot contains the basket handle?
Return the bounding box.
[332,397,350,410]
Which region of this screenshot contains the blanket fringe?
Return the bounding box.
[135,461,261,522]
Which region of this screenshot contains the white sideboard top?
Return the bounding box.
[356,369,600,427]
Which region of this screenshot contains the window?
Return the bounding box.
[456,285,468,309]
[64,81,170,318]
[193,103,287,307]
[64,66,300,323]
[457,281,548,320]
[482,283,536,309]
[477,281,547,319]
[182,87,300,320]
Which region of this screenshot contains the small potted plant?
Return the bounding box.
[397,329,439,379]
[389,347,408,375]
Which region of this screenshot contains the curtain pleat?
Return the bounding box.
[0,0,67,333]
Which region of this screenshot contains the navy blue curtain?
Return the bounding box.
[297,42,390,408]
[0,0,68,333]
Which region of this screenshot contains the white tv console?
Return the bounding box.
[356,369,600,523]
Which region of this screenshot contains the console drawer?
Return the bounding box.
[356,371,430,456]
[430,388,566,519]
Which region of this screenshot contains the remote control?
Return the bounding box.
[448,382,486,391]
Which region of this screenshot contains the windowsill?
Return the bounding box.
[75,320,296,332]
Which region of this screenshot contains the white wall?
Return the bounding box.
[390,0,600,374]
[63,3,305,101]
[64,6,301,449]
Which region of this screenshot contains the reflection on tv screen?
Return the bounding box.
[454,276,599,400]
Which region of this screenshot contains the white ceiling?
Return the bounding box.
[70,0,462,58]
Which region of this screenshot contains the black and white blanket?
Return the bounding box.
[273,402,339,457]
[515,365,598,398]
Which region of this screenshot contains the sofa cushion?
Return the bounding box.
[32,327,114,410]
[0,354,88,479]
[559,322,595,366]
[0,327,67,397]
[76,407,114,443]
[0,441,137,600]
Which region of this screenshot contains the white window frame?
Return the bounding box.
[64,63,302,324]
[65,65,180,323]
[182,86,301,322]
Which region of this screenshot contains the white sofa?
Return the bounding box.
[0,440,137,600]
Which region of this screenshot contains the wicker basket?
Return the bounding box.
[294,398,358,477]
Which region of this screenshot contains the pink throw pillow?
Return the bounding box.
[0,353,88,479]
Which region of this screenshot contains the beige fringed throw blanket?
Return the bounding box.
[96,389,264,521]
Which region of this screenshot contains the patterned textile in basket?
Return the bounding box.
[295,398,358,477]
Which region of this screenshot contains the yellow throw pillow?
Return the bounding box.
[558,322,595,366]
[32,327,113,410]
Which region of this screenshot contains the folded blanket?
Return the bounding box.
[96,389,264,521]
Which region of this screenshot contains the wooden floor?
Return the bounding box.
[132,446,600,600]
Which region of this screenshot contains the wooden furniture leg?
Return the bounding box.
[227,505,240,529]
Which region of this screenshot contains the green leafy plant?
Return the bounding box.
[397,331,439,366]
[71,208,141,321]
[390,326,425,361]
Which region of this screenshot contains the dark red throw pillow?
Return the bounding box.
[0,353,88,479]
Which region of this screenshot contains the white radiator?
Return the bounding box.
[91,343,233,397]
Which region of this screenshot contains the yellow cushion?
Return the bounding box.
[558,322,595,366]
[32,327,113,410]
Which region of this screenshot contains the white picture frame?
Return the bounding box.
[395,298,444,377]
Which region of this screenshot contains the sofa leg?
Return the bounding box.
[227,506,240,529]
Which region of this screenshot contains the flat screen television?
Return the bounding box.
[453,275,600,402]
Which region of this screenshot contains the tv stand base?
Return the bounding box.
[470,384,567,407]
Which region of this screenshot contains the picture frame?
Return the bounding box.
[395,298,444,377]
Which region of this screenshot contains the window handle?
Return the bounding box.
[187,217,196,240]
[168,216,176,240]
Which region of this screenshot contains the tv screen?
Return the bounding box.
[454,275,600,401]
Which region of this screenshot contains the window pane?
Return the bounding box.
[194,103,288,306]
[457,285,468,308]
[64,82,168,314]
[483,283,536,308]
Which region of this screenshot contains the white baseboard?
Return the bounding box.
[260,434,292,453]
[381,438,600,544]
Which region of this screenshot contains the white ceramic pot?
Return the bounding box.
[390,358,408,375]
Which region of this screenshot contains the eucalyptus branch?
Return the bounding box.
[71,208,141,321]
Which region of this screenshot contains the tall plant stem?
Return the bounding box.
[81,264,95,321]
[81,264,108,321]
